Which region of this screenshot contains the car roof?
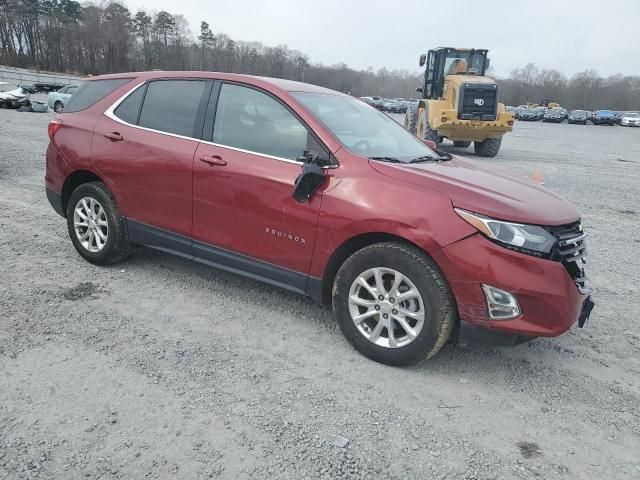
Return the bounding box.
[86,71,347,97]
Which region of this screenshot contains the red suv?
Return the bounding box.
[45,72,594,365]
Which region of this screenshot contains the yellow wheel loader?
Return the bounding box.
[404,47,514,157]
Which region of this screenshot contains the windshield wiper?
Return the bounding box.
[408,152,452,163]
[369,156,402,163]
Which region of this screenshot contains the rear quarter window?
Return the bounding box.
[64,78,132,113]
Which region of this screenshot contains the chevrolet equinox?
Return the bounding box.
[45,72,594,365]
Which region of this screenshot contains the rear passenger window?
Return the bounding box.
[65,78,132,113]
[138,80,207,137]
[213,83,323,161]
[114,85,146,125]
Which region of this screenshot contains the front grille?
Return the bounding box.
[458,83,498,120]
[548,222,587,291]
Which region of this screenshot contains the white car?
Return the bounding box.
[0,85,31,109]
[47,84,79,113]
[620,112,640,127]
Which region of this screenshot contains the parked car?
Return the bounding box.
[45,72,593,365]
[518,108,543,121]
[0,85,31,109]
[543,108,565,123]
[33,81,67,93]
[567,110,588,125]
[48,84,80,113]
[620,111,640,127]
[591,110,617,125]
[382,99,405,113]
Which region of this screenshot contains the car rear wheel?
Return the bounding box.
[453,140,471,148]
[332,242,456,366]
[474,137,502,157]
[66,182,131,265]
[54,101,64,113]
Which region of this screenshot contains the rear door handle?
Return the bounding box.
[103,132,123,141]
[199,155,227,167]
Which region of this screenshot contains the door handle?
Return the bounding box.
[199,155,227,167]
[103,132,123,141]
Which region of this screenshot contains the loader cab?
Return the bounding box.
[418,48,489,100]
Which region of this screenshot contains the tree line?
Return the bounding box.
[0,0,421,98]
[1,1,639,110]
[500,63,640,111]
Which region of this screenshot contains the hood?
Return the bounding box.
[0,87,26,99]
[369,156,580,226]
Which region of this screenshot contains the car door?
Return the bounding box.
[192,82,329,291]
[92,78,212,250]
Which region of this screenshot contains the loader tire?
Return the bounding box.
[403,103,418,134]
[474,137,502,157]
[417,108,440,144]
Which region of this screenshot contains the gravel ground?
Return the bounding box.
[1,107,639,480]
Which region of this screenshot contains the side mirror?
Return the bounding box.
[419,54,427,67]
[416,87,423,93]
[422,139,437,149]
[292,151,328,203]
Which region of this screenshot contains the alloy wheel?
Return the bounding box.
[73,197,108,253]
[348,267,425,348]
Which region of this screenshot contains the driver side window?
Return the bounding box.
[213,83,323,161]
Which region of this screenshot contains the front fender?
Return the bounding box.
[308,161,475,278]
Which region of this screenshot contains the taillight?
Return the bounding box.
[48,119,62,141]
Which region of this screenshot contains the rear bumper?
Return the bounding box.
[46,187,65,217]
[433,234,591,340]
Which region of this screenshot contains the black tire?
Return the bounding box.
[332,242,456,366]
[403,103,418,134]
[416,107,440,143]
[66,181,131,265]
[453,140,471,148]
[474,137,502,157]
[0,101,8,109]
[54,101,64,114]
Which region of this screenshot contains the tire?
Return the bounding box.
[332,242,456,366]
[66,181,131,265]
[0,101,8,109]
[453,140,471,148]
[403,103,418,134]
[416,107,440,143]
[474,137,502,157]
[54,101,64,114]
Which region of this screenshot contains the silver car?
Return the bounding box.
[47,85,79,113]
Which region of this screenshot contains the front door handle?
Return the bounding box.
[199,155,227,167]
[103,132,123,142]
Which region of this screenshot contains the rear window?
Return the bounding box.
[64,78,132,113]
[138,80,208,137]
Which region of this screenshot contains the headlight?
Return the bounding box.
[455,208,556,255]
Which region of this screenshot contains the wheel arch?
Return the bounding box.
[61,170,104,217]
[317,232,429,306]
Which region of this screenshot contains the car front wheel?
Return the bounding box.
[332,242,456,366]
[54,101,64,113]
[66,182,131,265]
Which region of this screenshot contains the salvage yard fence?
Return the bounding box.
[0,65,84,86]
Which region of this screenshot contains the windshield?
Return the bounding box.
[547,109,562,114]
[570,110,585,115]
[292,92,437,162]
[442,51,487,75]
[626,112,639,118]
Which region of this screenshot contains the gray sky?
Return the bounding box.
[126,0,640,78]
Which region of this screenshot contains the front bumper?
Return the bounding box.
[432,234,591,341]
